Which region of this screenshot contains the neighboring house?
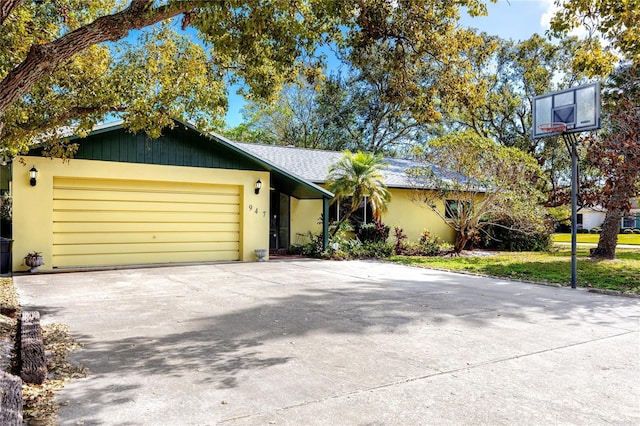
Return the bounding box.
[4,121,453,272]
[578,199,640,231]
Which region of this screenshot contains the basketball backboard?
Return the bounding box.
[532,82,601,139]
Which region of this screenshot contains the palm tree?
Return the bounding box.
[326,151,390,235]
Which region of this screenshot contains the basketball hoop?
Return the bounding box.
[538,122,567,134]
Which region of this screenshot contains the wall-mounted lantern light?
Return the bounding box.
[29,166,38,187]
[255,179,262,195]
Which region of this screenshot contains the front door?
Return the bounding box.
[269,191,290,251]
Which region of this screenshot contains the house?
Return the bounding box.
[231,142,456,246]
[3,121,454,272]
[578,199,640,232]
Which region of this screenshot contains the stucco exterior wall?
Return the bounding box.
[288,188,456,246]
[12,156,269,271]
[290,198,323,246]
[382,188,456,244]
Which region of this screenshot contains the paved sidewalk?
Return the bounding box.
[15,260,640,425]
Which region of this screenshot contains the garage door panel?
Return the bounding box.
[53,177,242,267]
[53,199,240,214]
[53,211,240,224]
[53,250,240,267]
[53,188,239,205]
[53,222,240,234]
[54,177,239,194]
[53,241,240,256]
[53,231,240,245]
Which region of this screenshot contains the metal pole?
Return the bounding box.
[564,133,578,289]
[322,197,329,250]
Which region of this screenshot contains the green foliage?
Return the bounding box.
[393,227,450,256]
[408,130,548,253]
[290,232,325,258]
[550,0,638,66]
[477,224,553,252]
[327,151,390,234]
[0,0,495,156]
[335,240,394,260]
[0,193,10,220]
[356,219,390,244]
[222,123,277,144]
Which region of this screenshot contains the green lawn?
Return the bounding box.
[553,233,640,245]
[388,247,640,294]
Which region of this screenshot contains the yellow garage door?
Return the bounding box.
[52,177,240,268]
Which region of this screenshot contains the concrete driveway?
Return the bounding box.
[15,259,640,425]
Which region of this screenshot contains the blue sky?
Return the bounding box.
[224,0,558,128]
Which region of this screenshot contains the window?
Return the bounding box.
[329,197,373,225]
[622,216,635,229]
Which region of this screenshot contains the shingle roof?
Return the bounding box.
[231,142,420,188]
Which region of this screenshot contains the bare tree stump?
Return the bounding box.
[0,371,23,425]
[20,311,47,385]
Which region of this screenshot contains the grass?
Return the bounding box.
[388,247,640,294]
[553,233,640,245]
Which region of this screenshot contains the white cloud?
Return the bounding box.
[539,0,557,30]
[539,0,590,38]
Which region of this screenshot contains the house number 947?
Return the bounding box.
[248,205,266,217]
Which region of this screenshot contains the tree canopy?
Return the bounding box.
[407,130,549,253]
[0,0,494,156]
[550,0,639,66]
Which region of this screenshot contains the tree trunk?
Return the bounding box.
[330,209,355,238]
[453,231,470,254]
[590,208,623,260]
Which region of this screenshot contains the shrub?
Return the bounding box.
[589,227,602,234]
[393,227,408,255]
[633,229,640,234]
[393,228,450,256]
[349,241,394,258]
[356,219,390,243]
[623,228,634,234]
[418,230,448,256]
[476,222,553,252]
[290,232,324,257]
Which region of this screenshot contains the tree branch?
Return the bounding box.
[0,0,24,25]
[0,0,198,117]
[17,105,128,133]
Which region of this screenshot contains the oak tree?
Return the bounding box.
[0,0,493,156]
[550,0,639,66]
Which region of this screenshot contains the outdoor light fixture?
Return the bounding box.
[29,166,38,187]
[255,179,262,195]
